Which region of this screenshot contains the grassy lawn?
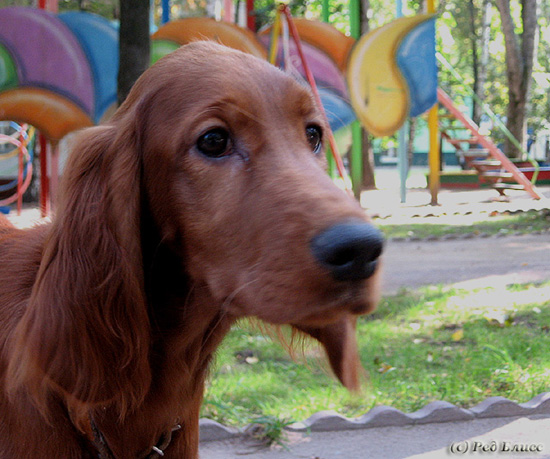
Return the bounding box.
[202,282,550,427]
[376,209,550,239]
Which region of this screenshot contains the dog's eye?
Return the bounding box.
[306,125,322,154]
[196,128,231,158]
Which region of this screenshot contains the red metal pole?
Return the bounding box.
[50,142,59,210]
[246,0,255,31]
[39,134,49,217]
[280,6,349,189]
[38,0,58,12]
[437,88,541,200]
[16,127,25,216]
[37,0,57,215]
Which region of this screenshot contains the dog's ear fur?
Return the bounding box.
[7,124,151,415]
[295,317,362,391]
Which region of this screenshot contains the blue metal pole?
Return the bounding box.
[396,0,408,203]
[162,0,170,24]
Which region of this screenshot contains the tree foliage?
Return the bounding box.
[438,0,548,156]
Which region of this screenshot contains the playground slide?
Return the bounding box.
[347,14,436,137]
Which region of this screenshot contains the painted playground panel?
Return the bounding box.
[0,6,436,143]
[59,12,119,123]
[0,7,98,140]
[258,34,349,100]
[0,44,19,90]
[151,40,180,65]
[0,7,94,115]
[0,7,357,141]
[260,18,355,72]
[153,18,356,133]
[0,88,92,142]
[396,17,437,118]
[319,88,356,132]
[347,14,437,138]
[152,17,267,59]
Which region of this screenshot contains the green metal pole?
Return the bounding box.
[322,0,330,22]
[321,0,335,178]
[349,0,360,37]
[349,0,362,197]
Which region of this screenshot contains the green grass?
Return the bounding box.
[376,209,550,239]
[202,282,550,427]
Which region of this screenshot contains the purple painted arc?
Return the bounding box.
[259,35,348,100]
[0,7,94,116]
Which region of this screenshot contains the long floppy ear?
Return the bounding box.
[295,317,362,391]
[7,124,151,414]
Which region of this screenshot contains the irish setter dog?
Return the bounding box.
[0,42,383,458]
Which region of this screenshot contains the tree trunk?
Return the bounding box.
[495,0,539,158]
[407,118,416,169]
[469,0,491,127]
[118,0,151,105]
[476,0,491,125]
[359,0,376,190]
[468,0,480,125]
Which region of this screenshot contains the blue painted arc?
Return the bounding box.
[396,18,437,118]
[59,11,118,123]
[319,88,356,132]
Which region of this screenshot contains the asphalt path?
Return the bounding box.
[200,415,550,458]
[381,233,550,295]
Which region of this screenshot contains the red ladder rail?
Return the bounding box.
[437,88,542,200]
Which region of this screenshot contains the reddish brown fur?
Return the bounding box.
[0,42,380,458]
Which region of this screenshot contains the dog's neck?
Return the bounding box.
[84,218,233,458]
[83,282,232,458]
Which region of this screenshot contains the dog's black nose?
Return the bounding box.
[310,222,384,281]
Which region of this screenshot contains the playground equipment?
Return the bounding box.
[347,14,437,138]
[152,15,357,139]
[0,8,118,134]
[0,7,118,213]
[437,88,542,199]
[260,18,355,72]
[0,122,35,214]
[152,17,266,60]
[0,3,543,212]
[265,5,351,189]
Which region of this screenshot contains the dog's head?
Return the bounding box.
[10,43,383,407]
[122,42,384,388]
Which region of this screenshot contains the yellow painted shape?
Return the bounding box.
[0,88,92,141]
[153,17,266,59]
[347,15,430,138]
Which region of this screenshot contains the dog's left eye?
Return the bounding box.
[196,128,231,158]
[306,125,322,154]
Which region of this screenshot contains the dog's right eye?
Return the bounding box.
[306,125,322,155]
[196,128,231,158]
